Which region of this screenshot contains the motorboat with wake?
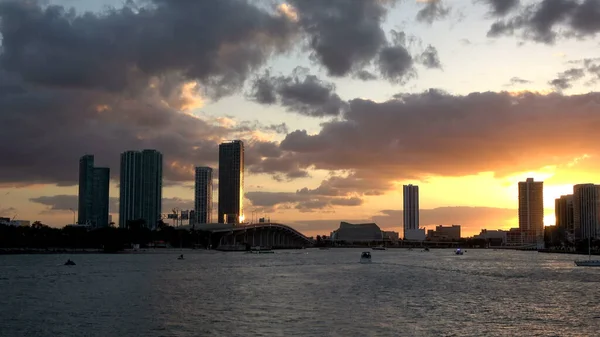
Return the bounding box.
[177,254,184,260]
[455,248,464,255]
[575,236,600,267]
[360,251,372,263]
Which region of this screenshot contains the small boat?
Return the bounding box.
[360,251,372,263]
[64,259,76,266]
[372,246,386,251]
[177,254,184,260]
[455,248,464,255]
[422,247,430,252]
[575,236,600,267]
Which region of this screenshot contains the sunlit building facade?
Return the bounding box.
[518,178,544,245]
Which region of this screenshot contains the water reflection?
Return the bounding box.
[0,249,599,336]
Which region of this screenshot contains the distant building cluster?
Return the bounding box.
[427,225,461,241]
[555,183,600,242]
[77,140,245,229]
[475,178,545,248]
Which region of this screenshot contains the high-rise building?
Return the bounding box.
[91,167,110,228]
[555,194,574,234]
[218,140,244,224]
[119,151,142,228]
[403,184,421,240]
[78,155,110,228]
[518,178,544,244]
[119,150,163,229]
[195,167,213,224]
[140,150,163,229]
[78,155,94,224]
[573,184,600,240]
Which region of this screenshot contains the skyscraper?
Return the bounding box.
[573,184,600,240]
[218,140,244,224]
[91,167,110,228]
[195,167,213,224]
[403,184,420,239]
[140,150,163,229]
[555,194,574,235]
[119,151,142,228]
[78,155,94,224]
[119,150,163,229]
[518,178,544,244]
[78,155,110,228]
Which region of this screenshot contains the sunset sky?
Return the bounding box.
[0,0,599,237]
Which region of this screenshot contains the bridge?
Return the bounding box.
[177,222,313,250]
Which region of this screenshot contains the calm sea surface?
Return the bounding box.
[1,249,599,337]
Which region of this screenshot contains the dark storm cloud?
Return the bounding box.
[480,0,521,16]
[417,45,442,69]
[289,0,398,76]
[251,90,600,198]
[416,0,450,24]
[249,67,347,117]
[487,0,600,44]
[0,0,301,186]
[0,0,295,98]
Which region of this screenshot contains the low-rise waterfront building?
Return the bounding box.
[427,225,461,241]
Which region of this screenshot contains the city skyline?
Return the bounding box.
[2,0,600,237]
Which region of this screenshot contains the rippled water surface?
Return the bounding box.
[1,249,600,337]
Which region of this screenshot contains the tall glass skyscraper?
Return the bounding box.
[218,140,244,224]
[403,184,419,238]
[195,167,213,224]
[92,167,110,227]
[78,155,94,224]
[78,155,110,227]
[119,150,163,229]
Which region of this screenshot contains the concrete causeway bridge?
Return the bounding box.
[178,222,313,250]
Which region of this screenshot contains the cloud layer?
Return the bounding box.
[248,89,600,211]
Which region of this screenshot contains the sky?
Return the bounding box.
[0,0,599,237]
